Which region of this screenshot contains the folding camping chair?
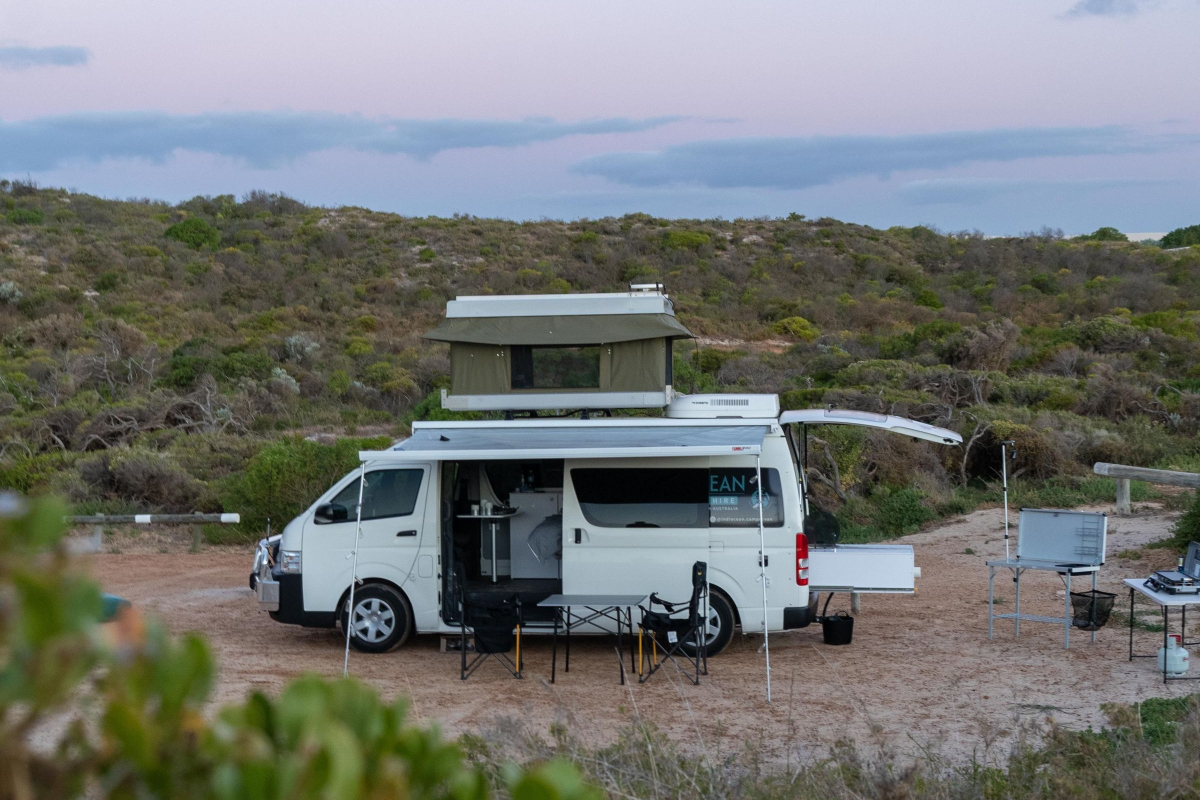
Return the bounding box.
[460,587,523,680]
[639,561,708,685]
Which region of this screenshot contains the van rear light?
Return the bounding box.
[796,532,809,586]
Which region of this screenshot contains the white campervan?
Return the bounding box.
[251,395,961,655]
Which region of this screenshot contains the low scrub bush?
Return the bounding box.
[164,217,220,249]
[0,496,598,800]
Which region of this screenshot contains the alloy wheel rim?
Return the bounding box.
[352,597,396,643]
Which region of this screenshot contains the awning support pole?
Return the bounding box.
[343,463,367,677]
[1001,441,1012,561]
[757,455,771,704]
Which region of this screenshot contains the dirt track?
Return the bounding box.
[85,502,1195,764]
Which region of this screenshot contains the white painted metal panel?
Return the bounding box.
[781,409,962,445]
[809,544,917,593]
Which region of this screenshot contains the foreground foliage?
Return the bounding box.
[0,495,599,800]
[3,185,1200,541]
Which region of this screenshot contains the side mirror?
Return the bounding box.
[315,503,349,524]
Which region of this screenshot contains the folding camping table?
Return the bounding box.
[987,559,1099,649]
[537,594,645,685]
[1124,578,1200,684]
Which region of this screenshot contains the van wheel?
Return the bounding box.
[683,591,734,657]
[341,584,413,653]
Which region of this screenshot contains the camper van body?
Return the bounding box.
[252,401,957,654]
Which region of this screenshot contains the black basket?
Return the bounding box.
[1070,590,1115,631]
[821,612,854,645]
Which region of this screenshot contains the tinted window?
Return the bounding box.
[573,468,709,528]
[708,467,784,528]
[330,469,423,521]
[571,467,785,529]
[512,346,600,389]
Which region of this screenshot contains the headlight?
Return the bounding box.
[280,550,301,574]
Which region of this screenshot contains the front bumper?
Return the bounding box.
[252,536,281,612]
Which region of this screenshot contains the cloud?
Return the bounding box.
[897,177,1177,206]
[572,126,1200,190]
[0,111,683,171]
[1065,0,1151,15]
[0,45,90,70]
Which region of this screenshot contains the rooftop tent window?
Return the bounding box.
[511,345,600,390]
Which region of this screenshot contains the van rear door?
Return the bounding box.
[781,410,960,596]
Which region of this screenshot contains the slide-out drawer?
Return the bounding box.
[809,544,917,593]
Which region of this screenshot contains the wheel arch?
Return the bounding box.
[708,583,740,626]
[336,577,412,619]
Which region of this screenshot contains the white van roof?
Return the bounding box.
[780,409,962,445]
[360,420,772,463]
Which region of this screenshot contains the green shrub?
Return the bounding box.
[95,269,122,292]
[0,497,599,800]
[871,486,933,537]
[164,217,220,249]
[1077,226,1128,242]
[662,230,710,251]
[912,287,943,309]
[772,315,820,341]
[418,246,436,261]
[1162,224,1200,248]
[220,435,392,536]
[6,207,44,225]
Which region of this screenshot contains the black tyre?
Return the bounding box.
[341,584,413,653]
[683,591,735,657]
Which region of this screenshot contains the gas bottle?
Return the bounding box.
[1158,634,1190,677]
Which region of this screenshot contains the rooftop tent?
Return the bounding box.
[359,421,770,462]
[424,291,694,411]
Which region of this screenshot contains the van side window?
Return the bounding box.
[572,467,785,529]
[709,467,784,528]
[573,468,709,528]
[329,469,423,521]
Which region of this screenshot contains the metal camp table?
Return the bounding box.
[1124,578,1200,684]
[537,594,645,685]
[987,559,1099,649]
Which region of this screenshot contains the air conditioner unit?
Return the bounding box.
[666,394,780,419]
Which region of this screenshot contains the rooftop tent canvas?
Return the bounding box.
[424,290,693,412]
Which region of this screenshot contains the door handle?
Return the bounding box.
[759,555,769,567]
[396,530,418,537]
[574,528,582,544]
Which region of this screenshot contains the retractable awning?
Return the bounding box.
[780,409,962,445]
[359,423,770,462]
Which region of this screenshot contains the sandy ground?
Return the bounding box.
[83,501,1196,765]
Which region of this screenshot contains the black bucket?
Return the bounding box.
[821,612,854,645]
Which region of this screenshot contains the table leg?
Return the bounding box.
[551,607,559,683]
[1129,587,1134,662]
[988,566,994,640]
[565,607,571,673]
[617,608,625,686]
[1014,568,1021,636]
[490,522,497,584]
[1091,572,1097,644]
[1064,572,1071,650]
[629,609,638,675]
[1163,605,1169,685]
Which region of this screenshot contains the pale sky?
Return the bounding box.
[2,0,1198,233]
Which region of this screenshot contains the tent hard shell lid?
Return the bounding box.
[359,419,772,463]
[425,291,694,412]
[780,409,963,445]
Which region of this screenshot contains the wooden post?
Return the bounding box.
[92,513,104,553]
[851,592,862,615]
[191,511,202,553]
[1115,478,1132,516]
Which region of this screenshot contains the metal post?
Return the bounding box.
[988,565,995,639]
[1001,442,1013,561]
[343,464,368,677]
[756,455,771,704]
[1014,567,1021,636]
[1064,572,1071,650]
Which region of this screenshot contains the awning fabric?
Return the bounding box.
[424,313,693,345]
[360,423,769,462]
